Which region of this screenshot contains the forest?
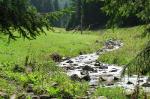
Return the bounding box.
[0,0,150,99]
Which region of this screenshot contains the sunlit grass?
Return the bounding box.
[98,26,149,66]
[0,28,102,64]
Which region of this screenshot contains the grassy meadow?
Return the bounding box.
[0,26,149,98]
[0,28,102,64]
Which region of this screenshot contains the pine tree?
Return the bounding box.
[0,0,50,39]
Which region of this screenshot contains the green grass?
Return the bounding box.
[93,87,126,99]
[0,28,102,64]
[93,87,147,99]
[0,61,89,98]
[0,28,100,98]
[0,26,149,98]
[98,26,149,66]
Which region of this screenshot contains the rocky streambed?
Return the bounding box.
[58,39,150,96]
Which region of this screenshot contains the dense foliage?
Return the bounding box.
[0,0,49,39]
[102,0,150,28]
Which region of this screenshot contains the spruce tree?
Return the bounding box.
[0,0,50,39]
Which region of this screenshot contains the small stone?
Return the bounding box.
[127,81,134,85]
[70,74,80,81]
[99,66,108,69]
[125,89,134,96]
[51,82,59,88]
[66,60,73,63]
[17,94,26,99]
[73,64,78,66]
[27,84,34,93]
[50,53,62,62]
[107,45,114,49]
[142,83,150,87]
[39,95,51,99]
[81,71,88,75]
[99,77,106,81]
[147,77,150,82]
[95,40,99,43]
[81,75,91,81]
[106,82,114,86]
[65,66,74,70]
[114,77,119,81]
[97,96,107,99]
[0,92,9,99]
[94,62,101,66]
[62,57,70,61]
[32,95,40,99]
[10,94,16,99]
[82,65,94,71]
[138,80,144,83]
[110,69,118,72]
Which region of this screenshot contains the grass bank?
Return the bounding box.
[98,26,149,66]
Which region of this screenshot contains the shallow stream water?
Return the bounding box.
[58,40,150,96]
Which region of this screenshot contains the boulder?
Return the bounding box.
[50,53,62,62]
[81,75,91,81]
[82,65,94,71]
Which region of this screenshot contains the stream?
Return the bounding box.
[58,39,150,97]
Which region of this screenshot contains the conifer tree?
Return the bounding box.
[0,0,50,39]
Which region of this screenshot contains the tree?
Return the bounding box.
[66,0,109,30]
[0,0,50,39]
[102,0,150,29]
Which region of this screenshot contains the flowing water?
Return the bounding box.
[58,40,150,97]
